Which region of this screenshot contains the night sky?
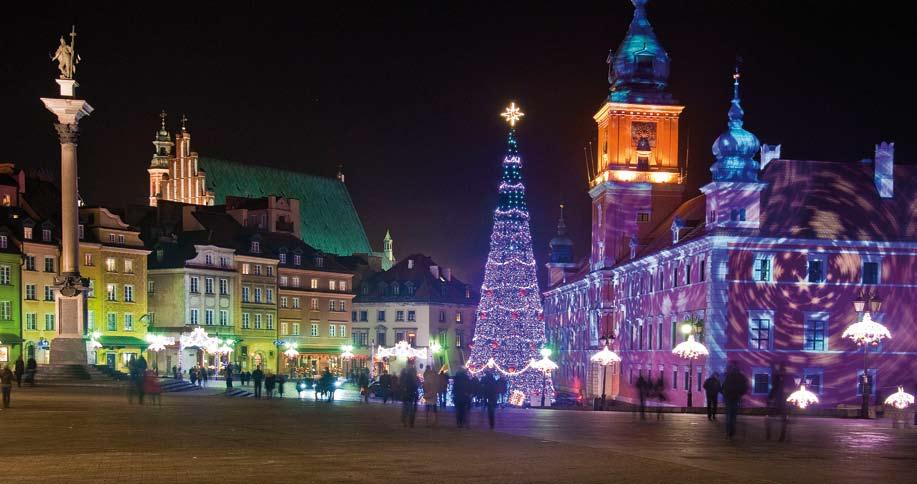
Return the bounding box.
[2,1,915,288]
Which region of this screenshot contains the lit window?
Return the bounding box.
[250,241,260,253]
[280,296,288,308]
[124,285,134,302]
[310,322,319,337]
[190,277,200,293]
[455,312,462,323]
[106,284,117,301]
[804,316,828,352]
[752,255,772,282]
[636,212,650,223]
[749,316,772,351]
[220,310,228,326]
[329,324,336,337]
[292,322,300,336]
[310,278,318,289]
[339,281,346,292]
[312,298,320,310]
[241,263,250,275]
[124,314,134,331]
[292,276,300,287]
[339,324,346,338]
[329,280,336,291]
[292,297,300,309]
[24,227,33,239]
[105,257,117,272]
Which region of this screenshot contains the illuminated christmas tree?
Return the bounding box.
[467,103,555,403]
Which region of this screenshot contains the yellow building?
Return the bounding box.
[236,245,279,372]
[80,207,150,371]
[20,219,62,365]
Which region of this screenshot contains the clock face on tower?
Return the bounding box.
[631,122,657,150]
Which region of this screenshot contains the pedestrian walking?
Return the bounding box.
[452,367,472,428]
[144,370,162,406]
[722,362,748,439]
[225,364,233,390]
[422,366,439,426]
[252,365,264,399]
[265,371,276,399]
[636,375,648,420]
[481,370,499,429]
[703,373,722,421]
[25,357,37,386]
[277,374,286,398]
[765,363,788,442]
[380,371,392,404]
[400,362,419,428]
[438,369,449,407]
[1,364,13,408]
[14,356,24,388]
[358,369,370,403]
[189,366,197,386]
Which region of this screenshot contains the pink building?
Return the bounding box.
[543,0,917,410]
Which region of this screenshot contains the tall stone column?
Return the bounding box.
[41,78,93,365]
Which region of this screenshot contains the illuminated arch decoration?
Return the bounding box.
[180,327,233,354]
[145,334,175,352]
[375,341,427,360]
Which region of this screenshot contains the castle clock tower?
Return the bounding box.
[590,0,685,269]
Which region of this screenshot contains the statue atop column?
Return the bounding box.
[51,26,80,80]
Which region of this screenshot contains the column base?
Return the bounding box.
[50,337,88,365]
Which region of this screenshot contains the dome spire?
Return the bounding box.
[711,60,760,182]
[607,0,674,105]
[549,203,574,263]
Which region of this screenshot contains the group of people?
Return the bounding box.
[703,362,787,441]
[634,374,669,420]
[1,356,38,408]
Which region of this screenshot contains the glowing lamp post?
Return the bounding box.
[843,294,890,419]
[430,341,442,371]
[341,344,354,378]
[283,343,299,378]
[590,335,621,411]
[787,379,819,409]
[884,386,915,410]
[672,321,708,408]
[531,348,558,407]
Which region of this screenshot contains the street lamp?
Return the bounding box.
[341,344,355,379]
[786,378,819,409]
[531,348,558,407]
[672,320,708,409]
[590,335,621,411]
[843,293,891,419]
[430,341,442,371]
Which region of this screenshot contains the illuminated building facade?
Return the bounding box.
[544,0,917,409]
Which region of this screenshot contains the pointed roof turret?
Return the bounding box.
[607,0,674,105]
[711,65,760,182]
[549,203,574,264]
[150,110,174,168]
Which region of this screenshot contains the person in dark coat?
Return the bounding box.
[1,365,14,408]
[264,371,276,399]
[358,369,370,403]
[438,370,450,407]
[654,376,667,420]
[400,362,420,427]
[452,367,472,428]
[721,362,748,439]
[251,366,264,399]
[25,357,37,386]
[379,371,392,404]
[703,373,722,421]
[14,356,24,388]
[636,375,648,420]
[277,374,286,398]
[766,363,788,442]
[481,370,499,429]
[225,364,233,390]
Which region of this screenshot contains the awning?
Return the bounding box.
[98,336,149,348]
[296,346,346,354]
[0,333,23,344]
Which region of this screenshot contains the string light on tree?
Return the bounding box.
[467,102,554,402]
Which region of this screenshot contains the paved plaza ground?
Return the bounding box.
[1,385,915,484]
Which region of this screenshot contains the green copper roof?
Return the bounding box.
[198,158,371,257]
[98,336,149,348]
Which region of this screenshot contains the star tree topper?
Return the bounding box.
[501,102,525,127]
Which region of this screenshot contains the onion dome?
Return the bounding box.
[711,68,760,182]
[549,204,574,264]
[608,0,674,105]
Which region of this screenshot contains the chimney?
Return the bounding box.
[875,142,894,198]
[407,259,414,269]
[759,144,781,171]
[443,268,452,281]
[430,265,440,279]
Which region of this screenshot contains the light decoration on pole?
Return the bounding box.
[145,334,175,352]
[884,386,915,410]
[841,312,891,345]
[88,331,102,351]
[341,344,355,360]
[590,345,621,366]
[672,334,708,360]
[375,341,427,360]
[786,379,819,409]
[529,348,558,407]
[466,102,554,402]
[179,327,233,354]
[283,342,300,360]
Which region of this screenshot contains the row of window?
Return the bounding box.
[278,296,346,312]
[279,321,347,338]
[240,263,274,277]
[239,312,274,330]
[188,277,230,296]
[623,258,707,298]
[241,286,274,304]
[751,255,880,285]
[21,227,52,242]
[351,309,465,323]
[188,308,231,326]
[22,282,135,303]
[85,312,136,332]
[84,255,135,274]
[278,275,348,292]
[349,329,465,348]
[23,255,55,273]
[23,313,56,331]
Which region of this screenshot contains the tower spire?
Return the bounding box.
[711,60,760,182]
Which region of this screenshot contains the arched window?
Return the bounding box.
[392,282,400,296]
[405,282,415,296]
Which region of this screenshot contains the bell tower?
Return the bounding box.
[148,110,173,207]
[590,0,685,269]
